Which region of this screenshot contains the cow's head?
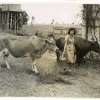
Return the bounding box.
[91,41,100,53]
[45,37,57,52]
[47,33,54,41]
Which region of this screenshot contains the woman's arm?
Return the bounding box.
[62,35,69,57]
[62,42,67,57]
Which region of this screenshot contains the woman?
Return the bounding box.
[62,28,76,72]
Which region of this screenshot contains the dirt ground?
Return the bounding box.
[0,33,100,97]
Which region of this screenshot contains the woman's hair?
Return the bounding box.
[68,28,76,35]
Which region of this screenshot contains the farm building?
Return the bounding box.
[53,24,83,37]
[0,4,28,34]
[82,4,100,42]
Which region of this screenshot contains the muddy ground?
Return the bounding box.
[0,33,100,97]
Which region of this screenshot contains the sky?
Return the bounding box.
[21,3,83,24]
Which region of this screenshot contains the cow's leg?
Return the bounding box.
[75,57,82,73]
[0,50,4,57]
[56,49,60,62]
[3,51,10,69]
[68,63,72,72]
[0,50,4,69]
[0,49,10,69]
[32,61,38,73]
[31,58,39,74]
[4,57,10,69]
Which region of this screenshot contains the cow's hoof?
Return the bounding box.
[35,72,40,76]
[27,70,34,74]
[7,67,11,69]
[62,70,72,75]
[32,71,40,75]
[68,70,72,72]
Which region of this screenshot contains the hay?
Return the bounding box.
[36,51,61,83]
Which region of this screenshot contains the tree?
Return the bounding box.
[82,4,100,40]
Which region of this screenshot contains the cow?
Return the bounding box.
[48,34,100,65]
[0,35,56,74]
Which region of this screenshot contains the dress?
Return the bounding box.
[62,35,76,63]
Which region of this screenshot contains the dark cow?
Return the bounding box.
[0,35,56,74]
[48,34,100,64]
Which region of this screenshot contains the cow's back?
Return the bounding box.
[3,36,31,57]
[74,36,91,51]
[3,35,46,58]
[29,36,46,50]
[54,35,88,50]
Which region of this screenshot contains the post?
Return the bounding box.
[7,11,9,32]
[9,12,11,32]
[0,12,1,28]
[85,18,88,39]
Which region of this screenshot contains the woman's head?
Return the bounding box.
[68,28,76,36]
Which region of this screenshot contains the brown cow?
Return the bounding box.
[0,35,56,74]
